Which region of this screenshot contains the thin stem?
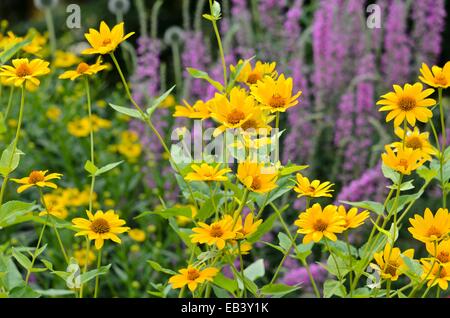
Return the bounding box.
[438,88,446,208]
[345,232,354,297]
[385,279,391,298]
[270,232,298,285]
[79,238,91,298]
[237,241,247,298]
[84,78,96,213]
[44,9,56,58]
[324,238,342,283]
[4,86,14,120]
[94,248,102,298]
[208,0,227,89]
[25,214,49,283]
[255,192,270,219]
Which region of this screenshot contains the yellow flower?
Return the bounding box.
[251,74,301,113]
[53,50,81,68]
[337,205,370,231]
[39,202,68,219]
[381,145,425,175]
[293,173,334,198]
[210,88,256,136]
[72,210,130,250]
[117,143,142,161]
[408,208,450,243]
[426,239,450,264]
[419,62,450,88]
[59,59,107,80]
[120,130,139,143]
[377,83,435,126]
[190,215,237,250]
[22,29,47,55]
[173,99,212,120]
[391,126,436,161]
[11,170,62,193]
[0,58,50,91]
[371,243,414,281]
[128,229,146,242]
[237,161,278,193]
[169,266,218,292]
[46,106,62,122]
[230,60,277,86]
[421,261,450,290]
[161,94,176,108]
[184,163,231,182]
[74,248,96,267]
[82,21,135,55]
[68,118,91,137]
[89,114,112,131]
[175,204,197,226]
[235,213,262,240]
[294,203,345,244]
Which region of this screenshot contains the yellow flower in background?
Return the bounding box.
[295,203,345,244]
[117,143,142,161]
[128,229,146,242]
[89,114,112,131]
[11,170,62,193]
[22,29,47,55]
[231,241,253,255]
[293,173,334,198]
[191,215,237,250]
[237,161,278,193]
[230,60,277,86]
[0,58,50,91]
[185,163,231,182]
[74,247,96,267]
[371,243,414,281]
[59,59,107,80]
[381,145,425,175]
[377,83,435,126]
[426,239,450,264]
[235,213,262,240]
[175,204,197,226]
[419,62,450,88]
[161,94,176,108]
[39,201,68,219]
[62,187,95,207]
[53,50,81,68]
[409,208,450,243]
[239,107,272,133]
[169,266,218,292]
[210,88,256,136]
[82,21,135,55]
[72,210,130,249]
[420,261,450,290]
[391,126,436,161]
[173,99,212,120]
[337,205,370,231]
[46,106,62,122]
[251,74,301,113]
[120,130,139,143]
[68,118,91,137]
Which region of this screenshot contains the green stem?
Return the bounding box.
[94,248,102,298]
[237,241,247,298]
[324,238,342,283]
[79,238,91,298]
[44,8,56,58]
[345,232,354,297]
[270,232,298,285]
[4,86,14,120]
[25,214,49,284]
[208,0,227,89]
[84,78,96,213]
[385,279,391,298]
[438,88,446,208]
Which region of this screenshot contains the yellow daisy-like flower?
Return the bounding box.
[59,60,107,81]
[294,203,345,244]
[391,126,436,161]
[72,210,130,250]
[89,114,112,131]
[74,248,96,267]
[67,118,91,137]
[408,208,450,243]
[169,266,218,292]
[11,170,62,194]
[46,106,62,122]
[0,58,50,91]
[230,60,277,86]
[173,99,212,120]
[210,87,256,136]
[236,161,278,194]
[371,243,414,281]
[426,239,450,264]
[39,202,68,219]
[251,74,302,113]
[190,215,237,250]
[293,173,334,198]
[377,83,435,126]
[117,143,142,161]
[381,145,425,175]
[235,213,262,240]
[53,50,81,68]
[184,163,231,182]
[419,62,450,88]
[82,21,135,55]
[420,261,450,290]
[337,205,370,231]
[128,229,146,242]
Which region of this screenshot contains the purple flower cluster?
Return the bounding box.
[281,262,328,290]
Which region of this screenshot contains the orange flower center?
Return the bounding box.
[227,110,246,125]
[439,266,448,278]
[247,73,261,85]
[15,63,32,77]
[241,119,257,131]
[28,171,45,184]
[269,94,286,108]
[384,261,399,277]
[438,251,449,263]
[398,96,416,111]
[405,136,422,150]
[187,269,200,281]
[102,38,112,46]
[426,225,443,238]
[209,225,224,238]
[434,74,448,86]
[76,62,90,74]
[307,186,316,193]
[90,218,111,234]
[313,219,328,232]
[398,159,409,170]
[251,176,262,190]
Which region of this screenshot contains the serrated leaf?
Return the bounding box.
[109,103,144,119]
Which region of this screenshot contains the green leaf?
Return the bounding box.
[147,260,177,275]
[0,37,32,64]
[381,163,400,184]
[213,273,238,294]
[339,200,384,216]
[279,164,308,176]
[325,254,350,277]
[95,161,123,176]
[416,165,438,183]
[294,242,314,261]
[80,264,111,284]
[135,206,193,220]
[202,14,215,22]
[147,86,175,117]
[109,103,144,119]
[187,68,223,92]
[323,279,346,298]
[8,284,40,298]
[12,248,32,270]
[386,179,414,191]
[196,194,222,220]
[212,1,221,18]
[84,160,98,175]
[402,255,423,279]
[260,283,300,297]
[0,200,36,229]
[244,259,265,281]
[247,213,276,243]
[277,233,292,252]
[35,289,75,296]
[0,143,24,177]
